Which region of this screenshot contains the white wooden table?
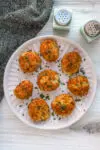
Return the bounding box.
[0,0,100,150]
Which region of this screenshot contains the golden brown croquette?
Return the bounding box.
[61,51,82,75]
[40,39,59,62]
[19,51,41,73]
[37,69,60,91]
[67,75,89,96]
[51,94,75,116]
[14,80,33,99]
[28,98,50,121]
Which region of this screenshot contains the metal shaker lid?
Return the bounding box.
[84,20,100,37]
[54,9,72,26]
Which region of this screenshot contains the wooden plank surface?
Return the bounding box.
[0,1,100,150]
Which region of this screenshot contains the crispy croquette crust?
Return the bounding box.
[37,69,60,91]
[19,51,41,73]
[14,80,33,99]
[40,39,59,62]
[61,51,82,75]
[28,98,50,121]
[68,75,89,96]
[51,94,75,116]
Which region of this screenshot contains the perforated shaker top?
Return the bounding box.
[54,9,72,26]
[84,20,100,37]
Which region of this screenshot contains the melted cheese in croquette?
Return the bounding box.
[51,94,75,116]
[40,39,59,62]
[68,75,89,96]
[37,69,60,91]
[28,98,50,121]
[19,51,41,73]
[14,80,33,99]
[61,51,82,75]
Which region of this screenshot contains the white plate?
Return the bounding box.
[4,35,97,130]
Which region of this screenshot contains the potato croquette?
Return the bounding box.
[14,80,33,99]
[40,39,59,62]
[51,94,75,116]
[61,51,82,75]
[28,98,50,121]
[19,51,41,73]
[37,69,60,91]
[67,75,89,96]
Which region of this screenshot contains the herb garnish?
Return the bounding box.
[40,66,42,70]
[40,94,50,100]
[60,104,67,110]
[40,93,45,99]
[62,90,64,93]
[75,99,81,102]
[51,112,55,116]
[80,68,85,75]
[45,95,50,100]
[58,64,61,67]
[35,87,38,89]
[84,58,86,61]
[47,85,52,88]
[24,56,29,62]
[61,82,65,85]
[58,79,60,83]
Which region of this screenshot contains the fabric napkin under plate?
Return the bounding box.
[0,0,53,100]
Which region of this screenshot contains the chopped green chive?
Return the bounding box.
[62,90,64,92]
[61,82,65,85]
[47,85,52,88]
[40,66,42,70]
[60,104,67,110]
[40,93,45,99]
[58,79,60,83]
[58,64,61,67]
[75,99,81,102]
[51,112,55,116]
[80,68,85,75]
[84,58,86,61]
[35,87,38,89]
[45,95,50,100]
[24,56,29,61]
